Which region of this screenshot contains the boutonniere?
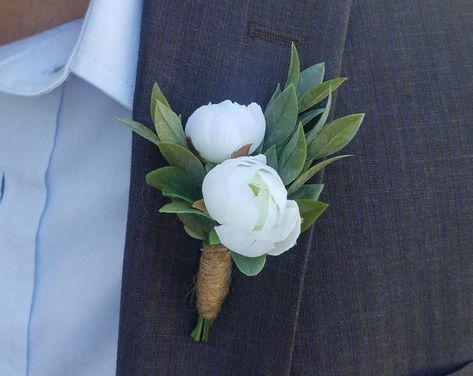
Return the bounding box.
[117,43,363,342]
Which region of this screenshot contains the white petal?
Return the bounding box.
[248,154,267,165]
[258,168,287,211]
[202,160,259,231]
[252,182,279,232]
[256,200,296,243]
[261,196,278,231]
[215,225,274,257]
[239,103,266,154]
[253,188,270,230]
[201,119,243,163]
[268,201,302,255]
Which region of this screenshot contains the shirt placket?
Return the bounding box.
[0,87,63,375]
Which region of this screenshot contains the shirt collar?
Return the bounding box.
[0,0,142,110]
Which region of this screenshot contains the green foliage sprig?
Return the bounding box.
[117,43,364,277]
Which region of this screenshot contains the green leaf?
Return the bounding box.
[115,118,159,146]
[162,185,197,203]
[302,157,314,173]
[267,83,281,107]
[296,62,325,98]
[205,163,216,173]
[146,166,193,189]
[263,84,298,148]
[231,252,266,277]
[154,101,187,147]
[306,89,332,145]
[309,113,364,159]
[184,225,206,240]
[295,199,328,232]
[208,228,221,245]
[150,82,170,120]
[159,201,211,218]
[288,184,324,200]
[180,211,216,241]
[178,213,215,232]
[157,142,206,184]
[285,42,300,90]
[146,166,199,203]
[298,77,346,113]
[287,155,352,195]
[264,145,278,170]
[299,108,324,126]
[278,123,307,185]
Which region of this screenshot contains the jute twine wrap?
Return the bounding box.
[196,244,232,321]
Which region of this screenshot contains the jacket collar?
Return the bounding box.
[0,0,142,110]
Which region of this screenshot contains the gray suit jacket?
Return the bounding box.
[117,0,473,374]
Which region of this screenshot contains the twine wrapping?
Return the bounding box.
[196,243,232,321]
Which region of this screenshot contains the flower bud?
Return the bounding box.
[185,100,265,163]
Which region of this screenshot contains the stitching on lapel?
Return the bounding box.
[248,22,307,45]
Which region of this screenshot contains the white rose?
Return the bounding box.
[202,155,301,257]
[185,100,265,163]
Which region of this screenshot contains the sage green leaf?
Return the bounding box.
[285,42,300,90]
[115,118,159,146]
[296,62,325,98]
[295,199,328,232]
[205,163,216,173]
[157,142,205,183]
[302,157,313,173]
[299,108,324,126]
[178,213,215,232]
[264,84,298,148]
[306,89,332,145]
[278,123,307,185]
[159,201,211,218]
[208,228,221,245]
[154,101,187,147]
[287,155,352,194]
[264,145,278,170]
[184,225,206,240]
[288,184,324,200]
[146,166,193,189]
[162,185,198,204]
[147,167,199,203]
[268,83,281,107]
[231,252,266,277]
[150,82,170,120]
[309,113,364,159]
[298,77,346,113]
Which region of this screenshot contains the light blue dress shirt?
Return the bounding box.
[0,0,142,374]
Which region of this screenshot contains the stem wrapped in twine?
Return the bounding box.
[191,243,232,342]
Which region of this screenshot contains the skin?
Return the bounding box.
[0,0,90,45]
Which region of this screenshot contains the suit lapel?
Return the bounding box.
[117,0,352,374]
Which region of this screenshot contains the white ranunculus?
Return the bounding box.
[185,100,265,164]
[202,155,301,257]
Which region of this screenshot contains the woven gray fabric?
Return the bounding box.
[291,1,473,375]
[117,0,473,375]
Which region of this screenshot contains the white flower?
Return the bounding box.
[202,155,301,257]
[185,100,265,163]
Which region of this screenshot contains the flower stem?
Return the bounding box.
[190,316,213,342]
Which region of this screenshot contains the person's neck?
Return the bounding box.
[0,0,90,45]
